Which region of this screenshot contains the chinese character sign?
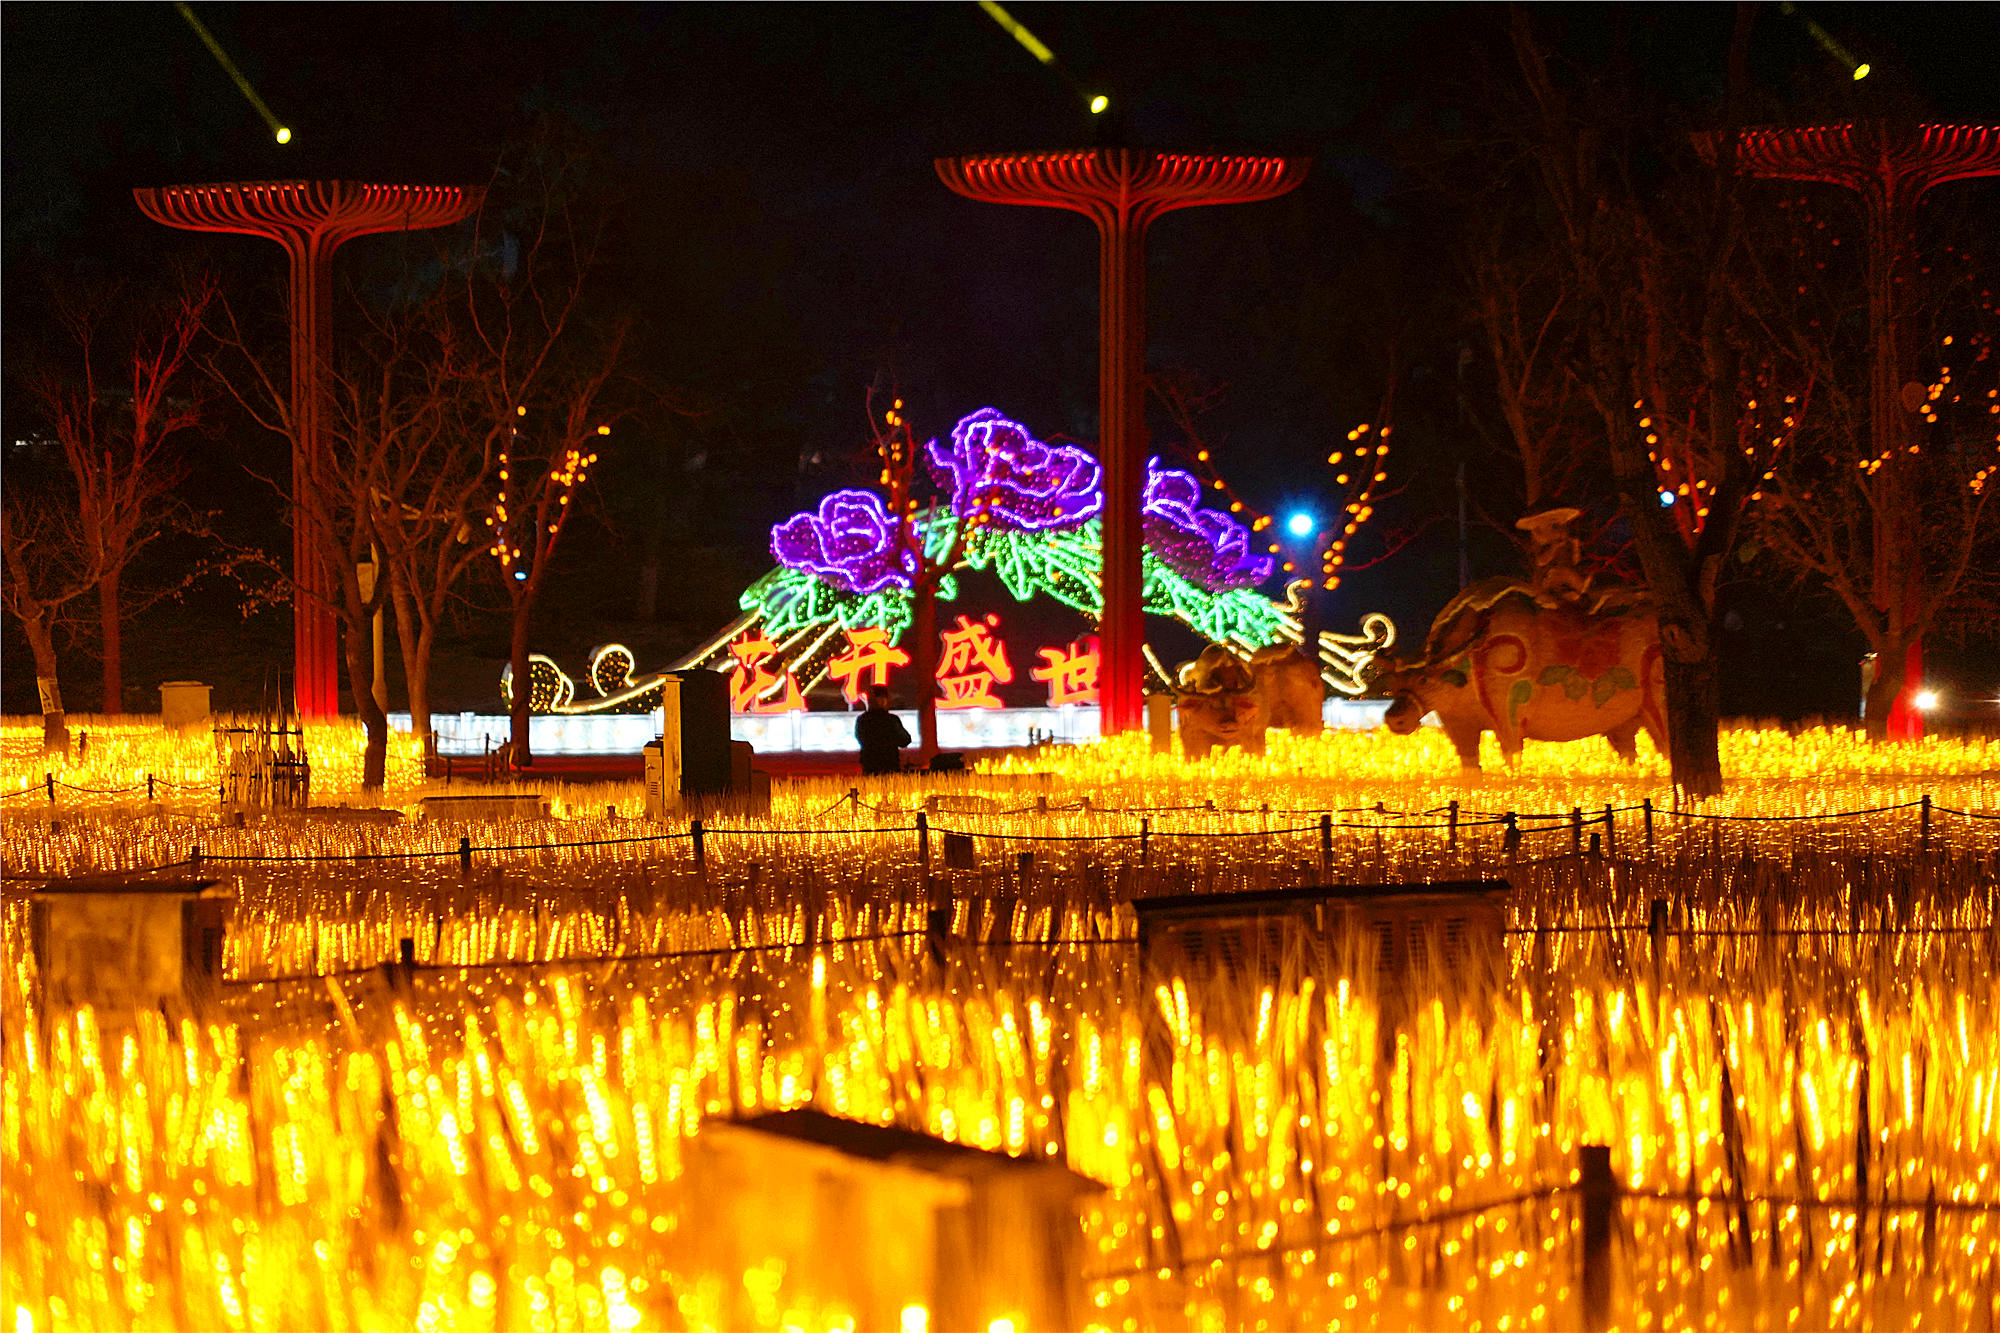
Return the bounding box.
[827,627,911,705]
[1031,635,1100,706]
[728,632,805,714]
[936,613,1014,709]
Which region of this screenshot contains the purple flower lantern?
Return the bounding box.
[770,490,918,594]
[925,408,1102,532]
[1143,459,1275,592]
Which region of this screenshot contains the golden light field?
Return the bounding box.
[3,718,1997,1333]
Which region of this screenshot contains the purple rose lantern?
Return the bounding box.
[925,408,1102,532]
[1143,459,1275,592]
[770,489,918,594]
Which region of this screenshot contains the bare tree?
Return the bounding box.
[481,352,620,769]
[210,286,418,789]
[334,290,488,751]
[1753,194,2000,735]
[1,497,91,750]
[1463,229,1599,515]
[14,279,215,717]
[1457,6,1780,797]
[459,161,628,768]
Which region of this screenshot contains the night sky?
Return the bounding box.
[5,4,1997,718]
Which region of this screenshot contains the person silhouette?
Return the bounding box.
[854,684,911,775]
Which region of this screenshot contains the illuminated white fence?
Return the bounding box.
[397,699,1394,756]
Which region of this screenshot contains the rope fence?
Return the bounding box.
[1078,1155,2000,1293]
[213,904,1998,990]
[6,787,1993,880]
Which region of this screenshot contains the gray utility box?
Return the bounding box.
[1145,691,1175,754]
[684,1109,1102,1333]
[645,686,766,818]
[419,794,550,822]
[726,739,772,815]
[30,878,230,1015]
[1131,879,1510,1008]
[664,669,732,800]
[159,681,212,733]
[643,739,673,818]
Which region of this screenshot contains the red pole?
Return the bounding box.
[289,232,341,719]
[1097,191,1148,736]
[133,182,482,718]
[935,151,1307,734]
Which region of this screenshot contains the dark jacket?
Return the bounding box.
[855,707,911,774]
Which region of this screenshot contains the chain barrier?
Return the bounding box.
[8,776,1991,874]
[1080,1179,2000,1289]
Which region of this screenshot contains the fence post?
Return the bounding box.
[916,811,931,894]
[1648,898,1669,979]
[148,774,156,801]
[1448,800,1460,847]
[1570,807,1584,855]
[1642,798,1654,849]
[1016,850,1033,890]
[1504,812,1520,857]
[1319,813,1333,875]
[45,772,54,803]
[190,846,203,867]
[384,937,416,994]
[1036,794,1048,814]
[1711,1003,1754,1268]
[1140,817,1150,868]
[691,818,706,873]
[1854,1016,1872,1247]
[926,904,952,967]
[1580,1143,1617,1333]
[1920,794,1932,851]
[459,836,472,875]
[1602,805,1615,859]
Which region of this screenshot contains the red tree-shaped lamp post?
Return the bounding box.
[133,181,483,718]
[935,151,1307,734]
[1730,123,2000,739]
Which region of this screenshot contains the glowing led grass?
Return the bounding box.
[2,714,1995,1330]
[4,886,1995,1332]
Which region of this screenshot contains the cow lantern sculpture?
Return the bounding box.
[1367,511,1668,773]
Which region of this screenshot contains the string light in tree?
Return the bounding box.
[485,405,602,591]
[1636,343,1807,540]
[1319,419,1393,591]
[1173,439,1274,540]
